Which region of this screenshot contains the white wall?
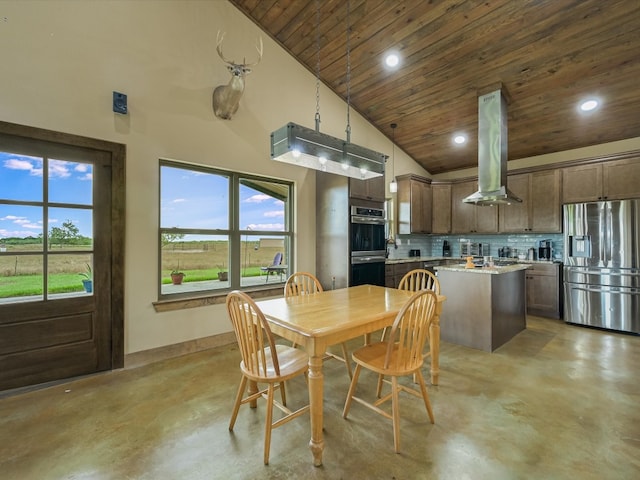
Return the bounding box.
[0,0,400,353]
[1,0,638,354]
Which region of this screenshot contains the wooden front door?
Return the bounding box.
[0,122,124,392]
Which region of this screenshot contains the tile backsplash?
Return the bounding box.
[389,233,564,260]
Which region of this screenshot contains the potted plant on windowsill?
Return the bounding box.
[170,269,186,285]
[217,262,228,281]
[79,264,93,293]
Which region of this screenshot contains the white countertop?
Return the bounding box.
[434,263,531,275]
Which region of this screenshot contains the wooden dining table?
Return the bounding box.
[254,284,446,466]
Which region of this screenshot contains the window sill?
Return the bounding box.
[152,285,284,312]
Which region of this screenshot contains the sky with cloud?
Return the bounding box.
[1,153,286,242]
[0,152,93,239]
[160,165,286,235]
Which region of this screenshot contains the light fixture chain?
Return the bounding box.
[315,0,321,132]
[392,124,395,178]
[345,0,351,143]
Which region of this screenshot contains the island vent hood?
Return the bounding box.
[463,88,522,206]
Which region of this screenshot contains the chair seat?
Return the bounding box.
[352,342,423,376]
[241,345,309,382]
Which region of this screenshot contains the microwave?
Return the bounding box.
[460,242,489,257]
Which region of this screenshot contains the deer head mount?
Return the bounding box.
[212,32,263,120]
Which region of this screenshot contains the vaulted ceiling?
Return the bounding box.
[229,0,640,175]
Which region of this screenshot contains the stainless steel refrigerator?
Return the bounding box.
[563,199,640,334]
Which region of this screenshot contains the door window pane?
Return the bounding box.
[48,159,93,205]
[48,253,93,297]
[0,204,43,251]
[47,208,93,251]
[0,254,43,301]
[0,152,43,202]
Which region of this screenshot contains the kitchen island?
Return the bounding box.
[434,263,529,352]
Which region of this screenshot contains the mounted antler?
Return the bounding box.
[212,31,263,120]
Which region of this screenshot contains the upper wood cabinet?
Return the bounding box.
[562,157,640,203]
[397,175,432,234]
[431,183,452,234]
[499,170,562,233]
[350,175,385,203]
[530,170,562,231]
[451,180,498,233]
[498,174,529,232]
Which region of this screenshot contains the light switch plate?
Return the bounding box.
[113,91,127,114]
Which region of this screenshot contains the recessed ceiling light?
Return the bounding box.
[384,52,400,68]
[579,99,599,112]
[453,134,467,145]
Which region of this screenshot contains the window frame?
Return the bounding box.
[157,159,294,303]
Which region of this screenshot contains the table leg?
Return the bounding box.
[308,354,325,466]
[430,302,442,385]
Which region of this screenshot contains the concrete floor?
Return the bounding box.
[1,316,639,479]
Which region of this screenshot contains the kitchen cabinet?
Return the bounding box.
[397,175,432,234]
[499,170,562,233]
[350,175,385,203]
[431,183,452,234]
[530,170,562,231]
[385,260,422,288]
[451,180,498,233]
[498,173,529,232]
[562,157,640,203]
[525,262,562,319]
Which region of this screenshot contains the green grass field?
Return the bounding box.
[0,241,284,298]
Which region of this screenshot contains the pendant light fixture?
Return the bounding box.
[389,123,398,193]
[270,0,387,179]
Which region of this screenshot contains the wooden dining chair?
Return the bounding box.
[226,290,310,465]
[284,272,353,378]
[342,289,437,453]
[380,268,440,342]
[398,268,440,295]
[379,268,441,394]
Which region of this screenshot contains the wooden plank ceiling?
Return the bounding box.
[229,0,640,175]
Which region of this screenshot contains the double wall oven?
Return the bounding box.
[350,206,386,286]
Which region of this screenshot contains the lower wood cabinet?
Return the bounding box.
[526,263,562,319]
[385,261,423,288]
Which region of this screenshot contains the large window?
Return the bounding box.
[159,160,293,298]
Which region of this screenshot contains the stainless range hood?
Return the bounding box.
[463,88,522,206]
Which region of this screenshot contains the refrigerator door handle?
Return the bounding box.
[605,202,612,266]
[569,283,640,295]
[599,203,607,267]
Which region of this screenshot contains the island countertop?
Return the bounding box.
[434,263,531,275]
